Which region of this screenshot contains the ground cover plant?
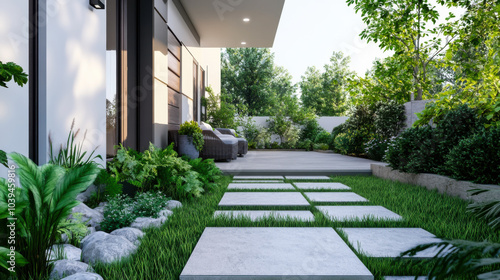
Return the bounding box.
[93,175,499,280]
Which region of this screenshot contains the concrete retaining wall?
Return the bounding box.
[371,163,500,203]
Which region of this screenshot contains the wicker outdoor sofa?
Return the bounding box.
[215,128,248,157]
[168,128,238,162]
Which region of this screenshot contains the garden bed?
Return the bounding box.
[371,163,500,203]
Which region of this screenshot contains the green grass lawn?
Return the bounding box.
[95,175,498,280]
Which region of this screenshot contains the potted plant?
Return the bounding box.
[178,120,204,159]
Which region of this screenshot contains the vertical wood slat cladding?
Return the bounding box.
[168,30,181,60]
[168,51,181,75]
[168,105,180,125]
[168,88,180,107]
[167,28,182,126]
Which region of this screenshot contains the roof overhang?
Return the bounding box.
[179,0,285,48]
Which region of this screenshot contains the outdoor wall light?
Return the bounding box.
[90,0,105,9]
[241,42,247,45]
[243,18,250,22]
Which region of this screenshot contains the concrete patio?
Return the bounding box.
[216,150,382,176]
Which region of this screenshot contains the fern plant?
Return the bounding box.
[0,153,99,279]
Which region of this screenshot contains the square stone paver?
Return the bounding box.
[180,227,373,280]
[228,183,295,190]
[384,277,428,280]
[232,180,285,183]
[285,176,331,180]
[317,206,403,221]
[214,210,315,221]
[233,176,284,180]
[295,182,351,190]
[219,192,310,207]
[341,228,443,258]
[305,192,368,203]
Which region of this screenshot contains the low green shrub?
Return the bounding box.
[101,192,171,232]
[334,129,371,155]
[314,130,331,144]
[365,138,389,161]
[385,126,441,173]
[297,139,314,151]
[300,118,324,142]
[313,143,329,150]
[374,101,406,139]
[445,127,500,185]
[57,214,89,247]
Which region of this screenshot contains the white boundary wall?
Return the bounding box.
[241,116,348,143]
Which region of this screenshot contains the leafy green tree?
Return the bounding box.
[349,55,414,105]
[346,0,458,100]
[221,48,275,116]
[300,51,353,116]
[0,61,28,88]
[203,86,239,129]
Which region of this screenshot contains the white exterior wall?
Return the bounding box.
[42,0,106,165]
[0,0,30,176]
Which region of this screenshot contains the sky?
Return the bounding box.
[271,0,389,86]
[270,0,462,87]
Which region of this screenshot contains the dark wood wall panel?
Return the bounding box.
[168,52,181,75]
[168,30,181,59]
[168,105,180,125]
[168,70,181,92]
[168,88,181,107]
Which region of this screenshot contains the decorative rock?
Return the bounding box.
[165,200,182,210]
[159,209,173,218]
[130,216,167,230]
[76,185,100,203]
[80,232,109,251]
[110,227,144,245]
[61,272,103,280]
[47,244,82,261]
[49,260,92,280]
[82,235,137,264]
[71,203,103,230]
[98,202,108,207]
[92,206,105,215]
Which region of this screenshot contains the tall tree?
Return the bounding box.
[221,48,275,116]
[300,51,353,116]
[346,0,458,100]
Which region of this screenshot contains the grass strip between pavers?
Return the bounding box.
[95,175,499,280]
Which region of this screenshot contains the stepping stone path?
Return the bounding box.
[214,210,315,221]
[285,175,332,180]
[227,183,295,190]
[182,177,445,279]
[219,192,310,206]
[295,182,351,190]
[180,228,373,280]
[341,228,444,258]
[317,206,403,222]
[305,192,368,202]
[233,175,284,180]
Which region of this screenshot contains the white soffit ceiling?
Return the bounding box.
[179,0,286,48]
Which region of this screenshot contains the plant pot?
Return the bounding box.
[178,135,200,159]
[122,181,138,198]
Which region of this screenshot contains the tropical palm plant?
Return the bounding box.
[0,153,99,279]
[401,188,500,279]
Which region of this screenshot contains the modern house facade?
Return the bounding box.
[0,0,285,173]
